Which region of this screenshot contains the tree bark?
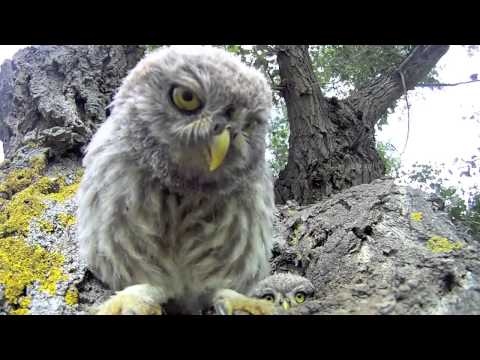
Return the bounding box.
[274,45,449,205]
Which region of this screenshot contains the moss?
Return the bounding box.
[57,213,76,228]
[65,286,79,306]
[0,236,66,314]
[410,211,423,222]
[426,235,464,253]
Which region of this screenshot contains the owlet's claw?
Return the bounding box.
[92,284,165,315]
[214,289,278,315]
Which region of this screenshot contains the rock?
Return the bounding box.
[273,179,480,315]
[0,45,145,159]
[0,45,144,314]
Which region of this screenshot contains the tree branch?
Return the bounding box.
[416,79,480,88]
[347,45,450,125]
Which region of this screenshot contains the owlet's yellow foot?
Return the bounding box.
[92,284,165,315]
[213,289,279,315]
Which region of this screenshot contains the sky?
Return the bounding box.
[0,45,478,192]
[375,45,480,194]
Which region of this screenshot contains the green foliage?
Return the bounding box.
[439,186,467,221]
[267,105,289,177]
[401,155,480,240]
[466,193,480,238]
[376,141,401,177]
[311,46,411,95]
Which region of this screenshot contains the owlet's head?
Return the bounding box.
[109,45,272,194]
[250,273,316,311]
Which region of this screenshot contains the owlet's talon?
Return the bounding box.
[93,284,165,315]
[214,289,278,315]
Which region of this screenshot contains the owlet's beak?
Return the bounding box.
[207,128,231,172]
[281,300,290,311]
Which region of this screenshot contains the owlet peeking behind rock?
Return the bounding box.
[77,46,277,315]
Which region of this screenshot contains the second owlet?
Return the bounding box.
[250,273,315,311]
[77,46,277,315]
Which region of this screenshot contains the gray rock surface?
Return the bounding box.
[273,178,480,315]
[0,45,145,158]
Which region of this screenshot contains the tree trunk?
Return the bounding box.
[274,45,449,205]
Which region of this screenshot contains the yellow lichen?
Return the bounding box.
[65,286,79,306]
[0,154,47,198]
[39,220,55,233]
[47,181,80,202]
[30,154,47,173]
[0,168,39,199]
[39,266,67,295]
[9,296,32,315]
[23,140,38,149]
[0,236,66,314]
[288,224,302,246]
[0,184,47,237]
[410,212,423,222]
[0,175,79,237]
[57,213,76,228]
[0,154,84,311]
[74,168,85,179]
[426,235,464,253]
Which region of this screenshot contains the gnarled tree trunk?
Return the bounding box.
[0,45,145,159]
[274,45,450,205]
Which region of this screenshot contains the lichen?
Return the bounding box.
[426,235,464,253]
[0,236,66,314]
[0,173,79,238]
[0,155,84,313]
[23,140,39,149]
[47,181,80,203]
[410,211,423,222]
[0,154,46,199]
[75,168,85,179]
[65,286,79,306]
[57,213,76,228]
[10,296,32,315]
[0,183,48,237]
[30,154,47,173]
[39,220,55,233]
[288,222,302,246]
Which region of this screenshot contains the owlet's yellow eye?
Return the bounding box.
[294,292,305,304]
[263,294,275,303]
[171,86,202,112]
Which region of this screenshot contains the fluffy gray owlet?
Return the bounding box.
[250,273,315,311]
[77,46,276,315]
